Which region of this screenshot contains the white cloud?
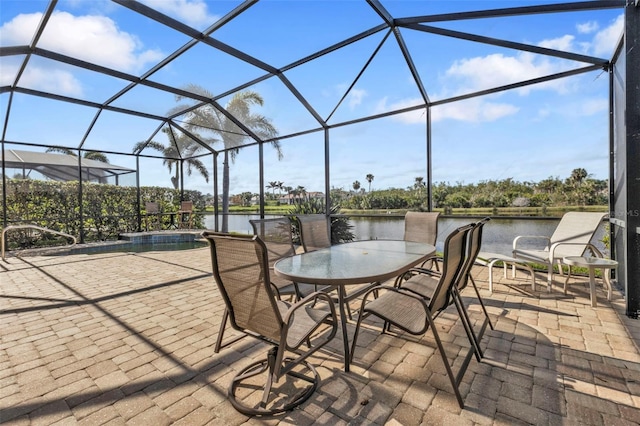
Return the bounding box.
[372,13,622,126]
[591,14,623,57]
[348,88,366,109]
[374,96,518,124]
[577,21,599,34]
[432,99,519,123]
[28,67,84,96]
[0,11,165,96]
[0,60,83,95]
[139,0,218,28]
[1,11,163,72]
[538,34,575,51]
[443,52,564,96]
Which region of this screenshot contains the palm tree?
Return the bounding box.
[133,127,210,189]
[366,174,374,192]
[283,185,293,204]
[569,168,588,186]
[296,185,307,201]
[266,181,278,199]
[46,147,109,163]
[352,180,361,192]
[175,87,280,232]
[414,176,425,194]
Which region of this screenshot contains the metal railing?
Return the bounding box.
[1,225,77,261]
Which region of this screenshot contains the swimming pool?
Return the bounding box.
[5,232,209,258]
[65,240,208,255]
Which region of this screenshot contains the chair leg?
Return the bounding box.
[452,289,483,361]
[214,308,229,353]
[563,266,573,295]
[261,348,277,407]
[214,308,246,353]
[469,275,494,331]
[349,299,370,364]
[425,310,465,409]
[229,346,320,416]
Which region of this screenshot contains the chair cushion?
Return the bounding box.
[400,272,439,299]
[363,291,427,335]
[277,300,333,349]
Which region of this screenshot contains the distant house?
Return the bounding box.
[278,191,324,204]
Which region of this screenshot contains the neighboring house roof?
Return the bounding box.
[2,149,135,183]
[278,192,324,202]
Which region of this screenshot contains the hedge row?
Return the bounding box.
[2,179,206,249]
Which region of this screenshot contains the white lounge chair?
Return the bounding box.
[512,211,607,291]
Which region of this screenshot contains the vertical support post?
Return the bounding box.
[180,159,184,201]
[259,142,265,218]
[625,1,640,316]
[1,141,7,231]
[136,156,141,232]
[426,105,433,212]
[77,149,84,243]
[324,127,331,237]
[213,153,219,232]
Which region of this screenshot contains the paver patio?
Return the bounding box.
[2,245,640,425]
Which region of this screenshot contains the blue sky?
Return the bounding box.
[0,0,624,196]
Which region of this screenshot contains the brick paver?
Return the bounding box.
[2,245,640,425]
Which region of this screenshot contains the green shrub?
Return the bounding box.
[3,178,207,250]
[289,197,354,245]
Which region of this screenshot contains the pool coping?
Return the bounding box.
[6,231,206,258]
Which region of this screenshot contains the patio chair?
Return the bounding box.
[144,202,162,231]
[296,214,370,318]
[295,214,342,297]
[350,223,476,408]
[512,211,607,291]
[403,211,440,270]
[214,217,299,353]
[453,218,494,356]
[250,217,304,300]
[296,214,331,252]
[202,232,337,416]
[177,201,194,229]
[393,221,493,359]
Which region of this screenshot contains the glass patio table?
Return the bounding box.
[274,240,436,372]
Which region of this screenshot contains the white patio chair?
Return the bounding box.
[512,211,607,291]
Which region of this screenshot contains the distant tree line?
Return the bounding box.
[333,168,607,210]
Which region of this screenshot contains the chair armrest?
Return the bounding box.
[282,291,337,324]
[394,267,440,287]
[549,242,604,261]
[513,235,550,250]
[361,285,429,310]
[586,243,604,258]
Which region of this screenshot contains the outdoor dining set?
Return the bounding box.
[143,201,195,231]
[201,211,611,416]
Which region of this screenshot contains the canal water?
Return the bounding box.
[204,214,608,256]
